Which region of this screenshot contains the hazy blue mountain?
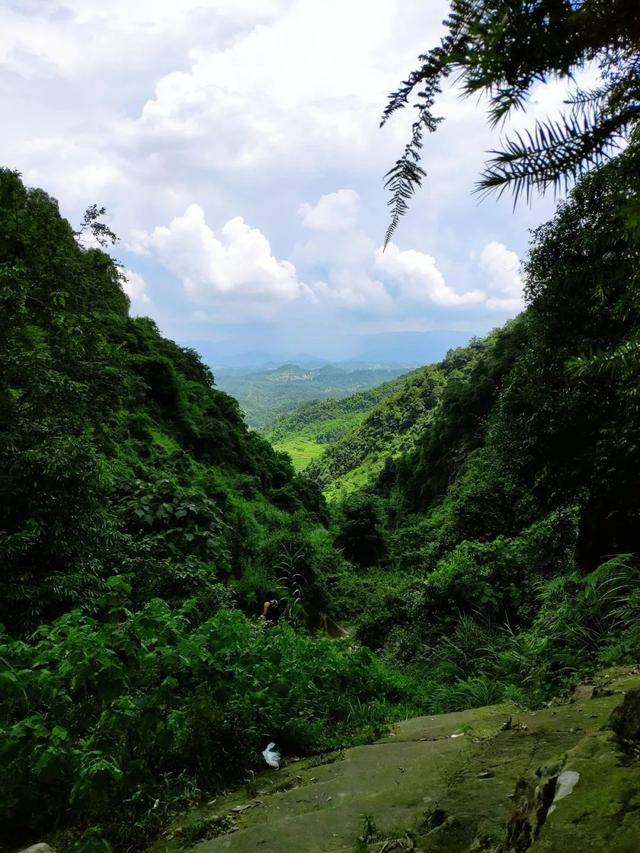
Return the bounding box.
[214,362,409,430]
[351,330,475,365]
[183,330,477,371]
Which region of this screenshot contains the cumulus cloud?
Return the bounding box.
[2,0,548,347]
[122,269,150,305]
[130,0,427,177]
[375,244,485,307]
[138,204,303,304]
[297,190,491,315]
[479,241,524,311]
[294,189,393,312]
[299,189,360,231]
[310,271,391,311]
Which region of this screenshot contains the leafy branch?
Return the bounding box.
[382,0,640,242]
[75,204,118,248]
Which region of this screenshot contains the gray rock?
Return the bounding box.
[610,687,640,750]
[19,845,56,853]
[572,683,595,702]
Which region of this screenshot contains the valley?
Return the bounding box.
[214,363,409,431]
[3,2,639,850]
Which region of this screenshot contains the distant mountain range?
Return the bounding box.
[186,330,477,370]
[214,362,409,430]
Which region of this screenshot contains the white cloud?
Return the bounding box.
[310,271,392,311]
[115,0,446,186]
[294,192,393,313]
[139,204,303,304]
[0,0,288,77]
[479,241,524,311]
[299,189,360,231]
[294,227,375,270]
[122,269,151,304]
[1,0,553,348]
[376,244,485,307]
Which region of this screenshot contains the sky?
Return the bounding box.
[2,0,584,363]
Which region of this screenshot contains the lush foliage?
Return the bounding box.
[266,383,402,471]
[0,171,415,850]
[383,0,640,242]
[270,340,502,503]
[334,142,640,706]
[273,360,473,501]
[1,598,417,850]
[0,169,334,631]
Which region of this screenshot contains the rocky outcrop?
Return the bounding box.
[502,759,563,852]
[610,687,640,759]
[149,667,640,853]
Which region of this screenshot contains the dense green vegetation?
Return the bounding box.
[331,141,640,708]
[274,344,497,502]
[266,377,409,474]
[214,362,408,430]
[3,72,640,853]
[0,171,419,851]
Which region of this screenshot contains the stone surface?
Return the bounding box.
[572,683,595,703]
[610,687,640,750]
[18,845,56,853]
[148,668,640,853]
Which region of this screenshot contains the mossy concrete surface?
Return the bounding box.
[150,667,640,852]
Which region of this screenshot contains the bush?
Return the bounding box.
[335,493,388,568]
[0,593,420,849]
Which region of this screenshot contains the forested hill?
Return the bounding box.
[270,339,498,501]
[0,169,330,631]
[0,170,419,851]
[333,145,640,703]
[214,361,408,430]
[265,373,411,473]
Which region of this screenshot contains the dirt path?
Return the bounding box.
[150,668,640,852]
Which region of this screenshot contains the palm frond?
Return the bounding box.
[383,131,428,248]
[477,107,635,202]
[382,1,640,236]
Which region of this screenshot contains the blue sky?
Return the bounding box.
[2,0,587,362]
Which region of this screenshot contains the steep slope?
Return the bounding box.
[293,341,489,501]
[265,376,409,471]
[336,144,640,707]
[0,169,327,630]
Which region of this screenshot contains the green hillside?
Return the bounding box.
[332,144,640,706]
[214,362,408,430]
[0,171,420,851]
[265,376,409,471]
[269,344,491,502]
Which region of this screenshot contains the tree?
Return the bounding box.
[74,203,118,248]
[335,493,387,568]
[382,0,640,243]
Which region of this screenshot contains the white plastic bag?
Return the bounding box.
[262,741,280,768]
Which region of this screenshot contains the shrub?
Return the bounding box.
[0,594,420,849]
